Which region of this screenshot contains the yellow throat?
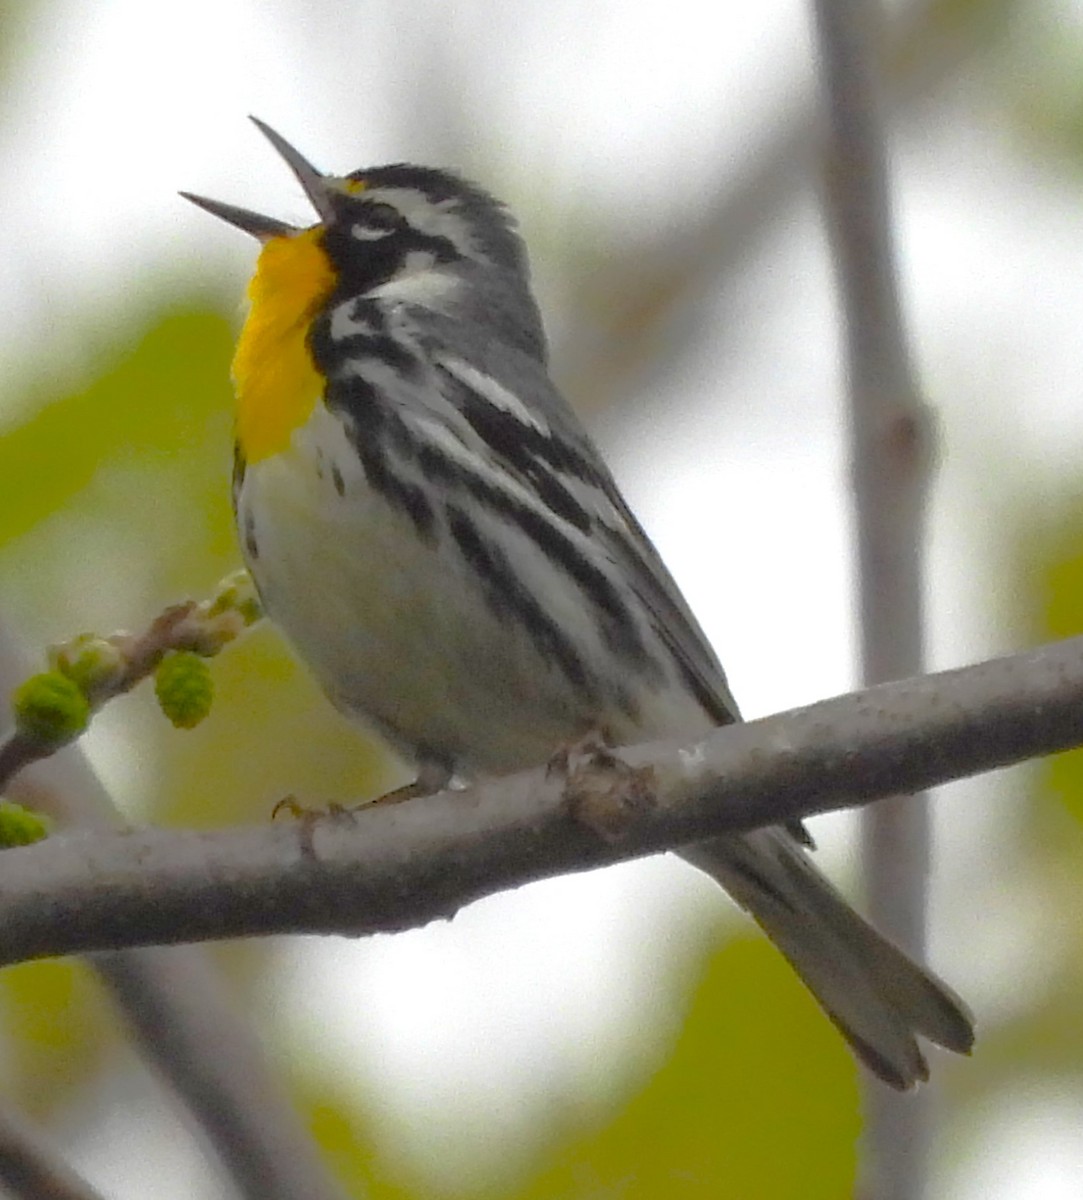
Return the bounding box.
[232,226,337,463]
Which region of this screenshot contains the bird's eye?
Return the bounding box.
[364,202,401,228]
[351,202,401,241]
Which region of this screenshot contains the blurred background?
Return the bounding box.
[0,0,1082,1196]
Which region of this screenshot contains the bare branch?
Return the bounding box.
[0,1103,107,1200]
[811,0,936,1193]
[89,948,351,1200]
[0,635,1077,968]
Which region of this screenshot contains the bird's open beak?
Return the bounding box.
[177,192,295,241]
[180,117,335,240]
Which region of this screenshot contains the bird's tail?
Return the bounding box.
[680,828,974,1089]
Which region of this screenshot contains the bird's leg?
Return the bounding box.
[269,758,453,838]
[367,760,455,807]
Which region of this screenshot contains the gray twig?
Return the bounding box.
[90,948,349,1200]
[0,575,260,795]
[811,0,935,1196]
[0,1103,108,1200]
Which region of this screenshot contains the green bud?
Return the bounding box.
[207,570,263,626]
[0,800,51,847]
[49,633,126,695]
[155,651,213,729]
[12,672,91,745]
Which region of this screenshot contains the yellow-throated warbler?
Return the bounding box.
[183,118,973,1088]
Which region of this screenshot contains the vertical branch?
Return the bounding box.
[809,2,936,1199]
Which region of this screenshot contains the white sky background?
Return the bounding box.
[3,1,1083,1196]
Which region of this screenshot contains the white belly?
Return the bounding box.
[236,405,665,774]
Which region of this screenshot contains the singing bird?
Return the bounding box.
[183,120,974,1088]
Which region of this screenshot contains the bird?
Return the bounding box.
[181,117,974,1089]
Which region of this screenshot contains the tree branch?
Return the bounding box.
[89,948,352,1200]
[814,0,934,951]
[0,635,1077,968]
[811,0,935,1193]
[0,1103,107,1200]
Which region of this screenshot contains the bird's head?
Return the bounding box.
[183,119,546,464]
[182,117,531,302]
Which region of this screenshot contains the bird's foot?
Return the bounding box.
[549,728,657,843]
[270,795,356,859]
[270,795,353,821]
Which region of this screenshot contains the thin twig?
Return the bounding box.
[0,1103,108,1200]
[0,634,1079,967]
[811,0,935,1196]
[0,578,259,795]
[89,948,351,1200]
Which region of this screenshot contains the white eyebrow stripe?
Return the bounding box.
[351,222,394,241]
[363,187,478,255]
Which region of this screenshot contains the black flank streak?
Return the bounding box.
[416,443,648,668]
[395,482,437,537]
[512,505,645,664]
[231,443,247,502]
[243,509,259,561]
[331,463,346,496]
[321,373,436,543]
[446,505,592,693]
